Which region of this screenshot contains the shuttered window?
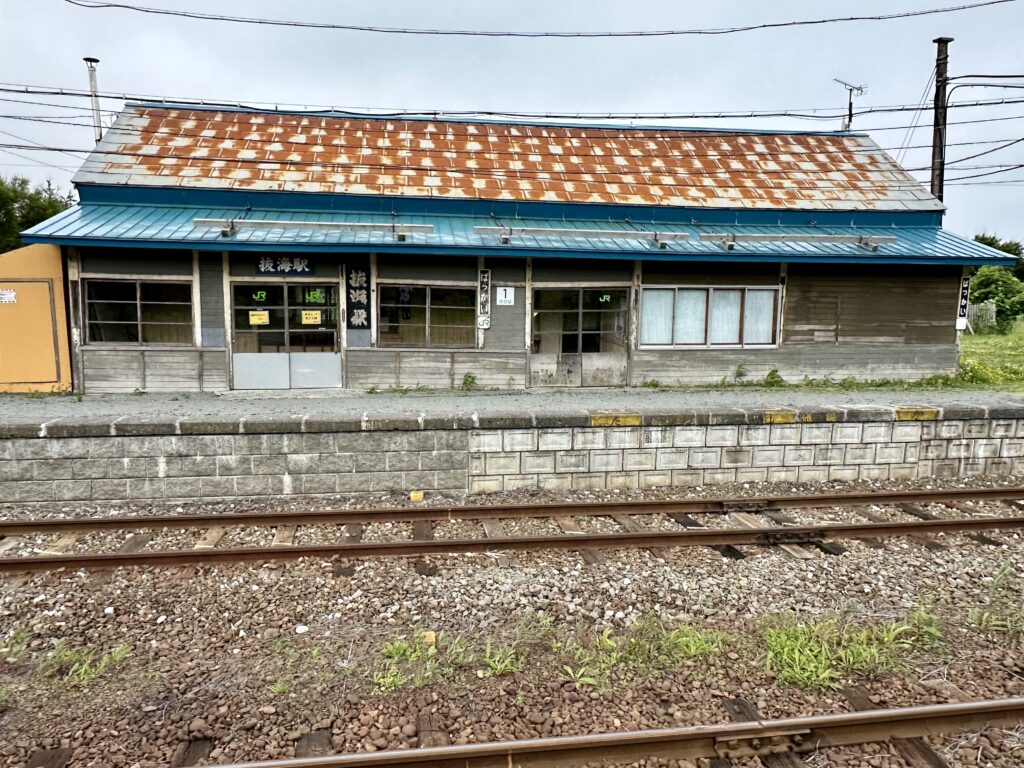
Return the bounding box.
[640,287,780,348]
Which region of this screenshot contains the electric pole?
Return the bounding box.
[834,79,866,131]
[930,37,954,201]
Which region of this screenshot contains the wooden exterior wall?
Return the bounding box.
[69,248,963,392]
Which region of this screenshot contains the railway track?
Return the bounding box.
[1,486,1022,574]
[186,694,1024,768]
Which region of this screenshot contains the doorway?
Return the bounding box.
[530,288,629,386]
[231,282,342,389]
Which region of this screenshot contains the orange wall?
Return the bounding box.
[0,244,72,393]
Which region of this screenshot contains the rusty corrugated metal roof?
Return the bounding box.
[72,105,944,212]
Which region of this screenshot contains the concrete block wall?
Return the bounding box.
[0,406,1021,504]
[465,415,1024,493]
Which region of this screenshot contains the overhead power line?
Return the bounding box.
[63,0,1017,38]
[3,83,1024,123]
[3,111,1020,169]
[946,162,1024,180]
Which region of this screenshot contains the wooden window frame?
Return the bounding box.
[83,278,195,347]
[638,285,781,350]
[376,283,478,350]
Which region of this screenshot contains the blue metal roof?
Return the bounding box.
[23,203,1015,266]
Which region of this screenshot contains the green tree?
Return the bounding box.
[970,265,1024,332]
[975,233,1024,281]
[0,176,75,254]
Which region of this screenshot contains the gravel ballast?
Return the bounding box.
[1,476,1023,767]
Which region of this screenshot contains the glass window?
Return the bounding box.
[743,290,777,345]
[532,289,629,355]
[675,290,708,345]
[639,286,779,348]
[708,289,741,345]
[85,280,193,346]
[231,283,339,353]
[640,290,673,345]
[378,285,476,348]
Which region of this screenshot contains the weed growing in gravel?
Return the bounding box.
[42,642,131,687]
[371,631,480,693]
[268,680,291,696]
[969,566,1024,645]
[554,616,728,689]
[0,684,9,712]
[479,642,521,677]
[764,609,943,689]
[0,627,29,662]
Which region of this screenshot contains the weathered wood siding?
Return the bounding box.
[345,350,526,389]
[642,261,779,285]
[377,253,477,282]
[82,349,228,393]
[483,259,526,352]
[630,264,961,385]
[629,344,958,385]
[198,252,226,348]
[783,265,959,345]
[79,248,192,276]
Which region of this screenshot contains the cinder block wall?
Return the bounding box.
[0,406,1020,504]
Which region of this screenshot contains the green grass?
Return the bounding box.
[554,615,728,689]
[42,642,131,687]
[764,608,942,689]
[960,321,1024,383]
[969,566,1024,645]
[371,630,482,693]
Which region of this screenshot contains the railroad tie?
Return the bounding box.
[856,508,943,551]
[295,729,333,757]
[666,513,746,560]
[842,687,950,768]
[728,513,817,560]
[176,526,227,580]
[416,710,451,748]
[333,524,363,577]
[720,698,809,768]
[91,533,153,585]
[611,515,671,560]
[480,519,515,568]
[271,525,296,547]
[413,521,439,576]
[42,533,81,556]
[900,503,1002,547]
[25,748,73,768]
[168,738,212,768]
[764,510,846,555]
[553,516,605,565]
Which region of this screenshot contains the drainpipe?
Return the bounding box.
[83,57,102,143]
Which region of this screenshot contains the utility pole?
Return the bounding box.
[930,37,954,201]
[834,79,866,131]
[83,57,102,143]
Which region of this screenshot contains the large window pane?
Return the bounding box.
[89,322,139,343]
[140,283,191,303]
[640,290,673,345]
[87,281,136,302]
[674,290,708,344]
[743,290,776,345]
[708,289,741,345]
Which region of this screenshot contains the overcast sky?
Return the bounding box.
[1,0,1021,240]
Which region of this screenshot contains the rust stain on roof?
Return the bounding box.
[72,106,943,212]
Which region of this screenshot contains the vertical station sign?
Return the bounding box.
[477,269,491,329]
[956,275,970,330]
[346,260,370,331]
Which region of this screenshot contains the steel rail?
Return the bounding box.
[204,698,1024,767]
[1,515,1022,573]
[1,486,1021,535]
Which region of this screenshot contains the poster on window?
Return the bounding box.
[345,258,371,331]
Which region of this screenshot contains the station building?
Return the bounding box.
[22,104,1014,392]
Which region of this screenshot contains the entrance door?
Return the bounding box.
[231,283,342,389]
[530,288,629,386]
